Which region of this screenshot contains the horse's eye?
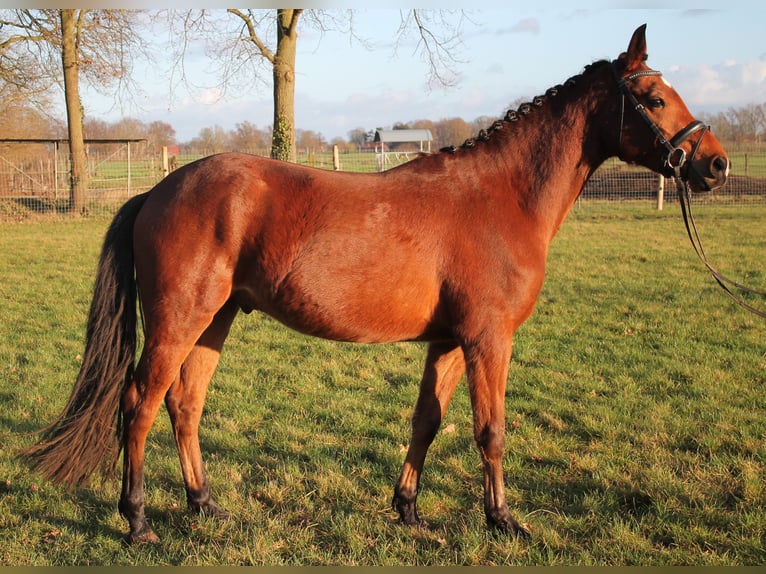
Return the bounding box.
[648,97,666,109]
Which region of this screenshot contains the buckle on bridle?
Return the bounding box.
[666,147,687,170]
[668,120,709,178]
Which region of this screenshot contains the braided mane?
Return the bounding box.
[441,59,612,153]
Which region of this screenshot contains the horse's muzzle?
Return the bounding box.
[689,154,729,192]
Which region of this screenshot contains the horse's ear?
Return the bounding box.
[621,24,648,72]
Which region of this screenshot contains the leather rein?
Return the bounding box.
[613,63,766,318]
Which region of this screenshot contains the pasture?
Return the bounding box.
[0,203,764,565]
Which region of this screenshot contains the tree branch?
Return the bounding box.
[398,9,470,89]
[0,33,45,50]
[285,8,303,36]
[227,8,275,64]
[74,9,84,53]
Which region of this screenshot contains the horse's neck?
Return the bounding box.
[483,84,611,239]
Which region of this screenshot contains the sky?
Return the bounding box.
[57,3,766,143]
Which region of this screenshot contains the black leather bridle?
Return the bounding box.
[613,62,766,318]
[612,63,709,182]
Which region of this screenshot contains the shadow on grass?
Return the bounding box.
[2,478,127,543]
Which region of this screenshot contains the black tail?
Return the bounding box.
[23,192,150,488]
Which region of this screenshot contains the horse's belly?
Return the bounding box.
[239,264,443,344]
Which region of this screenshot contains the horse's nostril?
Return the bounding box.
[711,155,729,177]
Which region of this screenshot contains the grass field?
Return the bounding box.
[0,203,764,565]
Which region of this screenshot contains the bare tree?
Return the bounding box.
[189,125,231,154]
[699,111,735,143]
[230,121,270,152]
[0,40,50,109]
[296,128,326,153]
[726,103,766,143]
[347,127,370,149]
[434,117,474,148]
[58,10,89,213]
[168,9,470,162]
[146,121,177,148]
[0,9,148,214]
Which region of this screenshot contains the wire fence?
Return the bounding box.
[1,141,765,221]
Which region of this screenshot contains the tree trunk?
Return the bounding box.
[60,9,88,215]
[271,9,299,162]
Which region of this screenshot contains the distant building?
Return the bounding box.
[373,129,433,171]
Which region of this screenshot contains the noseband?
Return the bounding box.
[612,63,708,181]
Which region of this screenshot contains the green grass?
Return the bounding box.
[0,204,764,565]
[728,150,766,178]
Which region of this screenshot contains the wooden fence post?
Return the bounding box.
[657,174,665,211]
[333,145,341,171]
[162,146,169,178]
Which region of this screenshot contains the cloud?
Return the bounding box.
[681,9,716,18]
[486,62,504,76]
[671,58,766,109]
[495,17,541,36]
[742,59,766,86]
[511,18,541,34]
[196,87,224,106]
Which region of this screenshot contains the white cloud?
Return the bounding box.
[671,59,766,109]
[742,59,766,86]
[196,87,224,106]
[505,18,541,35]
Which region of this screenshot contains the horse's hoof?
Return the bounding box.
[392,494,420,527]
[490,521,532,539]
[512,523,532,540]
[126,525,160,545]
[195,500,230,520]
[398,509,421,527]
[486,510,532,540]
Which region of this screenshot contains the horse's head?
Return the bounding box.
[610,24,729,192]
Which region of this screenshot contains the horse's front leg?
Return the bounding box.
[464,338,531,538]
[393,341,465,527]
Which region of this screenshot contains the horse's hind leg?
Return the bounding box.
[393,341,465,526]
[165,300,238,518]
[119,341,193,544]
[119,305,229,544]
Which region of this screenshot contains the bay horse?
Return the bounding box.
[25,25,729,543]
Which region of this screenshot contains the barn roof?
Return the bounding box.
[373,129,433,143]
